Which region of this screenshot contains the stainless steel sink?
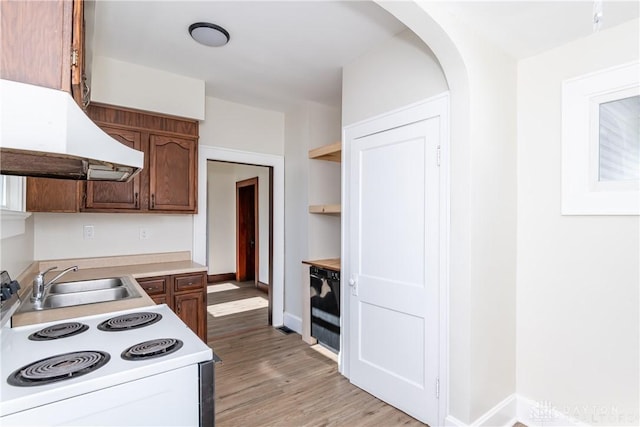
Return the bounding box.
[48,277,127,294]
[17,276,141,312]
[42,287,132,308]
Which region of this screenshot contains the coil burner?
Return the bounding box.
[7,351,110,387]
[121,338,183,361]
[28,322,89,341]
[97,312,161,332]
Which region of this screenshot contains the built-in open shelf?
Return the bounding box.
[309,204,341,215]
[308,142,341,162]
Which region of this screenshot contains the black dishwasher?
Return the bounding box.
[310,266,340,352]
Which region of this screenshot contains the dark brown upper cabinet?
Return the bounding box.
[85,127,143,210]
[83,103,199,214]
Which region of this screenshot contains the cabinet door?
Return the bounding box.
[26,178,81,212]
[149,135,197,212]
[85,127,142,210]
[152,294,169,307]
[175,292,206,342]
[0,0,73,92]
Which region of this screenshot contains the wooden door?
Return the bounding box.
[236,177,258,283]
[84,127,142,210]
[346,98,446,426]
[149,134,197,212]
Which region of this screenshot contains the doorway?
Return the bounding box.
[205,160,274,338]
[236,177,258,285]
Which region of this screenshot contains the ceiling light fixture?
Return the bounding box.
[189,22,230,47]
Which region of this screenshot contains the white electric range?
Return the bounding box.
[0,272,214,426]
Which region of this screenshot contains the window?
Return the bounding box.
[561,61,640,215]
[0,175,30,239]
[0,175,25,211]
[598,95,639,182]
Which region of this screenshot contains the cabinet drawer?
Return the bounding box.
[174,273,204,292]
[137,277,168,295]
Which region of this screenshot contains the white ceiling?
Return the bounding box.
[92,1,639,112]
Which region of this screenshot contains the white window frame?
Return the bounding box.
[0,175,31,239]
[561,60,640,215]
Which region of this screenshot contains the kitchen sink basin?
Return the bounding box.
[17,276,141,312]
[42,287,132,309]
[48,277,127,294]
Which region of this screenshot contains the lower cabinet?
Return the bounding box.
[137,272,207,342]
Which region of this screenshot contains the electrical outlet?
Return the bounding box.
[83,225,94,240]
[139,228,149,240]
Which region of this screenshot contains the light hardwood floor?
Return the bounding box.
[206,281,426,426]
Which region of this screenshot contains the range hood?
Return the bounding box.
[0,79,143,182]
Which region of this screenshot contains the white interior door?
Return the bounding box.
[345,97,446,426]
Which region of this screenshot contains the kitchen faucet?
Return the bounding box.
[31,265,79,304]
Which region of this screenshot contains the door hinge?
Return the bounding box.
[71,49,79,67]
[436,378,440,399]
[436,145,441,167]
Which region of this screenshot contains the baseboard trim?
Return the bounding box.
[446,394,587,427]
[445,394,516,427]
[207,273,236,283]
[444,415,467,427]
[257,281,269,293]
[475,394,517,427]
[517,395,588,427]
[283,312,302,334]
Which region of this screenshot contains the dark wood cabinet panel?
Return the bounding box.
[137,272,207,342]
[175,292,205,341]
[84,127,142,210]
[1,0,73,92]
[70,0,86,108]
[149,135,197,212]
[151,294,170,307]
[26,178,81,213]
[85,104,199,214]
[174,273,205,293]
[136,276,168,296]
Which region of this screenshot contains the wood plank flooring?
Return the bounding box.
[206,281,425,426]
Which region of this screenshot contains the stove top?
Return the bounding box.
[0,304,212,417]
[97,311,162,331]
[8,350,111,387]
[28,321,89,341]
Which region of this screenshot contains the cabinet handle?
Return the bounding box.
[134,192,139,208]
[177,302,181,315]
[151,194,155,209]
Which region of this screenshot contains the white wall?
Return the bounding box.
[199,97,285,155]
[517,19,640,426]
[342,29,448,126]
[283,106,309,329]
[307,104,342,260]
[91,56,205,120]
[207,162,270,284]
[349,4,519,423]
[0,215,34,279]
[283,101,341,330]
[33,213,192,260]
